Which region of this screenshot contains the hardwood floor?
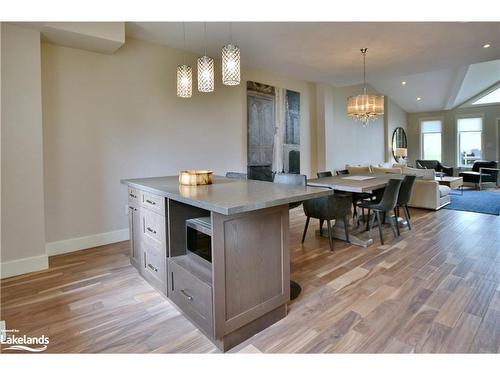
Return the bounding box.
[1,207,499,353]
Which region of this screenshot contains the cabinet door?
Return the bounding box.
[128,204,142,269]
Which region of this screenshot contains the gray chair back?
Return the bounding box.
[303,192,351,220]
[336,169,349,176]
[226,172,247,179]
[273,173,307,209]
[378,179,403,211]
[317,171,333,178]
[273,173,306,187]
[397,175,416,205]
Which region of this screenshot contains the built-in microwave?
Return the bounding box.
[186,217,212,263]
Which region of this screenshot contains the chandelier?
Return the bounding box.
[347,48,384,126]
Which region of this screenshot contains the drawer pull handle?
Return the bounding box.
[146,227,157,234]
[180,289,193,301]
[145,199,156,205]
[129,193,137,198]
[147,263,158,272]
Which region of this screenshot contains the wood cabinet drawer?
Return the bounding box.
[169,260,213,336]
[142,209,165,245]
[141,191,165,214]
[128,188,139,203]
[142,241,166,294]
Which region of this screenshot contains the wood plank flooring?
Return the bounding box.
[1,207,499,353]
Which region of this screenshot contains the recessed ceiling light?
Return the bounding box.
[483,43,491,48]
[401,81,407,85]
[416,97,422,101]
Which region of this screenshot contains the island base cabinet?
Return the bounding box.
[125,185,292,352]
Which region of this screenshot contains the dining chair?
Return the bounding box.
[225,171,247,179]
[301,191,352,251]
[395,175,416,233]
[335,169,349,176]
[273,173,307,209]
[358,179,402,245]
[317,171,333,178]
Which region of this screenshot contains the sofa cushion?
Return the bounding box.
[371,166,402,174]
[346,165,371,174]
[402,166,435,180]
[438,185,451,197]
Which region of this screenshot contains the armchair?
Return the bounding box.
[459,161,499,190]
[416,160,454,177]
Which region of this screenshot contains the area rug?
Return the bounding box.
[443,189,500,215]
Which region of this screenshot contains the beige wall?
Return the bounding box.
[42,38,318,244]
[322,84,385,171]
[1,24,47,274]
[385,98,407,164]
[407,104,500,168]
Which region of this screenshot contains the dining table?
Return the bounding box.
[307,173,413,247]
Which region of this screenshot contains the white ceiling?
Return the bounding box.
[127,22,500,113]
[452,59,500,107]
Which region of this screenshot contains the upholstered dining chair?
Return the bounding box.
[301,191,352,251]
[273,173,307,209]
[395,175,417,233]
[358,179,402,245]
[225,171,247,179]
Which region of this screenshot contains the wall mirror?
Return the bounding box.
[392,127,408,161]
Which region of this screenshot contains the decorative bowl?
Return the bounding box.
[179,170,213,186]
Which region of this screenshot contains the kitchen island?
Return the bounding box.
[120,175,331,351]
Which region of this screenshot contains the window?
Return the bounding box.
[472,87,500,105]
[421,120,442,161]
[457,117,483,167]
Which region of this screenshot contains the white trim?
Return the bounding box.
[1,254,48,279]
[45,228,129,256]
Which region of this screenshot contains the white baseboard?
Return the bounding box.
[1,254,49,279]
[45,228,129,256]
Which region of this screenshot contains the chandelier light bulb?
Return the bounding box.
[197,55,214,92]
[222,44,241,86]
[177,64,192,98]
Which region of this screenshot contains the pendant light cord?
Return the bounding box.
[182,22,186,64]
[361,48,368,94]
[204,22,207,56]
[229,22,233,44]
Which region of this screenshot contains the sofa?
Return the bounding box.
[344,163,451,210]
[416,160,454,177]
[402,166,451,210]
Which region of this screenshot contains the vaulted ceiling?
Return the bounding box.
[127,22,500,113]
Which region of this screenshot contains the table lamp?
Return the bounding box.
[395,148,408,164]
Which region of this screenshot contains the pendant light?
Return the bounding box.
[347,48,384,126]
[222,23,241,86]
[197,22,214,92]
[177,23,193,98]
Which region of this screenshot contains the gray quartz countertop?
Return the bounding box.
[121,176,332,215]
